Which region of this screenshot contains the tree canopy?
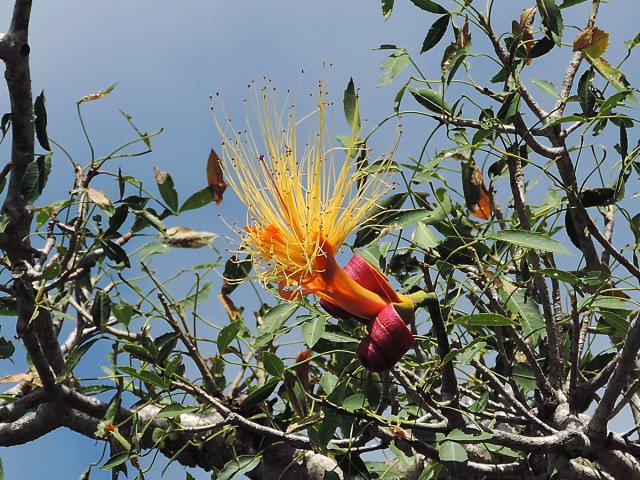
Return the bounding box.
[0,0,640,479]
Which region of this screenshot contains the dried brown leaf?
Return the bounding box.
[164,226,217,248]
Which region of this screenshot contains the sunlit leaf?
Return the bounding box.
[488,230,570,254]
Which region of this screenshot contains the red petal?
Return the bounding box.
[367,304,415,368]
[344,255,400,303]
[356,336,392,372]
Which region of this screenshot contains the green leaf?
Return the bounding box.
[421,15,450,53]
[221,255,252,295]
[532,79,560,99]
[409,0,447,14]
[320,372,338,395]
[101,452,131,470]
[378,48,409,86]
[343,78,360,131]
[117,366,166,389]
[381,0,394,19]
[578,68,597,117]
[34,91,51,151]
[537,0,563,46]
[58,339,99,380]
[154,167,179,212]
[578,295,632,312]
[452,313,515,327]
[102,240,131,267]
[488,230,570,255]
[500,288,546,342]
[21,154,51,203]
[301,315,326,348]
[588,56,630,92]
[412,222,439,249]
[262,351,286,378]
[0,338,14,359]
[180,186,213,212]
[409,86,452,115]
[181,281,213,311]
[91,291,111,331]
[217,322,241,353]
[262,303,298,332]
[625,32,640,50]
[242,378,279,410]
[353,192,407,247]
[342,393,368,411]
[155,403,199,418]
[217,455,261,480]
[537,268,581,286]
[113,302,134,327]
[496,92,521,123]
[439,440,468,462]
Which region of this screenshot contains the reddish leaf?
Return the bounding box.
[206,149,227,204]
[462,161,492,220]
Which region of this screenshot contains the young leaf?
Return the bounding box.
[381,0,394,19]
[154,167,179,212]
[78,83,118,104]
[378,48,409,86]
[343,77,360,130]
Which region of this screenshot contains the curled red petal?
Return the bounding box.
[358,304,415,371]
[356,336,392,372]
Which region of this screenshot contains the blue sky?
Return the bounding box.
[0,1,637,478]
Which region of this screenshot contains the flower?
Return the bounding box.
[217,84,417,371]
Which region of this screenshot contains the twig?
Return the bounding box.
[420,265,463,427]
[588,312,640,435]
[506,152,563,390]
[471,359,556,434]
[158,292,222,398]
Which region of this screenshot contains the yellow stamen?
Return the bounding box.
[217,85,389,288]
